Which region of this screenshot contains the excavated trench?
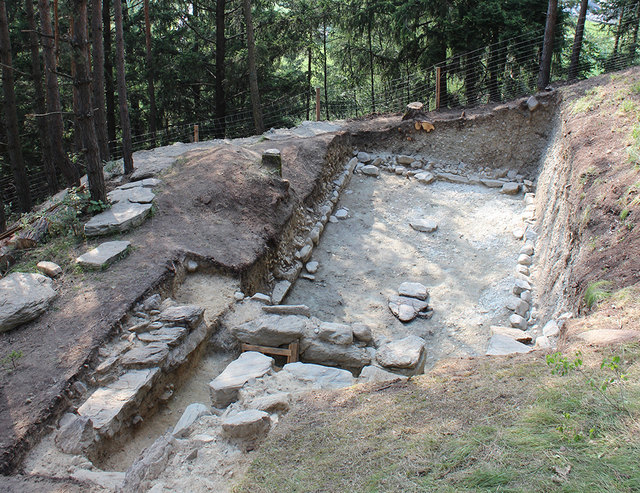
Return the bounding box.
[24,90,569,491]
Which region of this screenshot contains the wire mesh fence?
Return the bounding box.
[2,19,639,215]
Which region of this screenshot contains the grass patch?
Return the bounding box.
[236,346,640,493]
[572,87,605,113]
[584,280,614,309]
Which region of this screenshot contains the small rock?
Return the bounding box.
[520,290,533,303]
[542,320,560,337]
[396,155,414,165]
[527,95,540,112]
[55,414,95,454]
[414,171,435,184]
[209,352,274,408]
[410,219,438,233]
[357,152,371,163]
[185,260,198,273]
[262,305,310,317]
[376,336,426,372]
[507,170,518,180]
[352,323,373,343]
[490,326,533,344]
[509,313,527,330]
[480,178,504,188]
[318,322,353,345]
[361,165,380,176]
[518,254,533,266]
[172,403,210,438]
[222,410,271,446]
[486,334,533,356]
[128,321,151,333]
[120,343,170,368]
[271,280,292,305]
[143,294,162,311]
[234,291,245,302]
[535,335,552,349]
[516,264,530,276]
[280,362,354,389]
[501,182,520,195]
[72,380,88,397]
[0,272,57,332]
[159,305,204,328]
[306,261,319,274]
[398,282,429,300]
[335,209,349,220]
[36,261,62,278]
[247,392,291,414]
[512,228,524,240]
[358,365,408,384]
[296,244,313,262]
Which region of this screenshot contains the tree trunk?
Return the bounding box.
[38,0,80,186]
[103,0,116,145]
[191,0,200,121]
[323,17,328,120]
[144,0,156,139]
[0,193,5,232]
[612,6,626,58]
[629,1,640,61]
[0,0,32,212]
[537,0,558,90]
[242,0,263,134]
[215,0,226,137]
[568,0,589,80]
[464,53,478,106]
[25,0,58,194]
[114,0,133,173]
[437,36,448,108]
[71,0,106,203]
[306,30,311,120]
[367,14,375,113]
[91,0,110,161]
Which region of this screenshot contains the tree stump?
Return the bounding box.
[14,216,49,249]
[402,102,425,120]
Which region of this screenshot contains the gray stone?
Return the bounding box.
[159,304,204,328]
[296,244,313,262]
[357,151,371,163]
[490,326,533,344]
[394,166,406,175]
[55,414,95,454]
[84,202,152,237]
[512,228,525,240]
[281,362,354,389]
[172,403,210,438]
[507,169,518,180]
[396,155,414,165]
[520,290,533,303]
[209,352,274,408]
[234,291,245,302]
[121,343,170,368]
[317,322,353,345]
[376,335,426,371]
[36,261,62,278]
[480,178,504,188]
[306,261,319,274]
[262,149,282,175]
[247,392,291,413]
[535,335,552,349]
[415,171,435,184]
[506,296,529,317]
[520,244,534,256]
[410,219,438,233]
[250,293,271,304]
[358,365,408,384]
[128,321,151,333]
[107,187,155,204]
[262,305,310,317]
[0,272,57,332]
[143,294,162,311]
[486,334,533,356]
[398,282,429,300]
[509,313,527,330]
[231,314,308,346]
[410,160,423,169]
[542,319,560,337]
[516,264,530,276]
[438,172,470,184]
[120,178,161,189]
[309,227,321,245]
[352,323,373,343]
[138,326,187,346]
[72,470,125,491]
[302,339,370,369]
[122,433,175,493]
[222,410,271,445]
[78,368,159,437]
[513,278,532,295]
[361,165,380,177]
[329,216,338,223]
[527,95,540,112]
[501,182,520,195]
[76,241,131,269]
[371,157,383,167]
[185,260,198,273]
[388,295,430,322]
[518,254,533,266]
[271,280,292,305]
[335,208,349,220]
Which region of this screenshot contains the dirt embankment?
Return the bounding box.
[535,68,640,321]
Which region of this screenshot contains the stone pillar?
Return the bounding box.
[262,149,282,176]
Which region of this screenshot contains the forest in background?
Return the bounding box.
[0,0,639,229]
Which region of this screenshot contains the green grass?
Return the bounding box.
[236,346,640,493]
[584,280,614,309]
[572,88,605,114]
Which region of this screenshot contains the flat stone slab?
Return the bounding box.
[0,272,57,332]
[271,280,292,305]
[262,305,310,317]
[414,171,435,184]
[159,305,204,329]
[437,172,470,184]
[78,368,159,436]
[120,342,170,368]
[172,403,210,438]
[490,326,533,344]
[76,241,131,269]
[410,219,438,233]
[138,326,187,346]
[209,352,274,408]
[301,339,370,369]
[358,365,408,384]
[501,182,521,195]
[376,335,426,371]
[119,178,161,189]
[107,187,156,204]
[361,165,380,176]
[317,322,353,345]
[84,202,152,237]
[231,314,309,346]
[574,329,640,345]
[281,362,354,389]
[222,410,271,442]
[486,334,533,356]
[36,261,62,278]
[388,295,430,323]
[398,282,429,300]
[480,178,504,188]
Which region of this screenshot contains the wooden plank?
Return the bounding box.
[241,343,292,357]
[193,124,199,142]
[435,66,442,111]
[315,87,321,121]
[288,340,299,363]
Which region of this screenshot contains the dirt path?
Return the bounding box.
[286,172,526,367]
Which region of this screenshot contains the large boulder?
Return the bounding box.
[55,414,96,454]
[209,352,274,408]
[376,335,426,374]
[158,305,204,329]
[280,362,354,389]
[221,410,271,448]
[230,314,309,346]
[122,433,175,493]
[0,272,57,332]
[301,338,370,369]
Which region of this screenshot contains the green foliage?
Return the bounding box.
[1,350,23,372]
[584,280,614,309]
[48,187,109,238]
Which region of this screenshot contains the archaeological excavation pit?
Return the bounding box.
[18,90,569,491]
